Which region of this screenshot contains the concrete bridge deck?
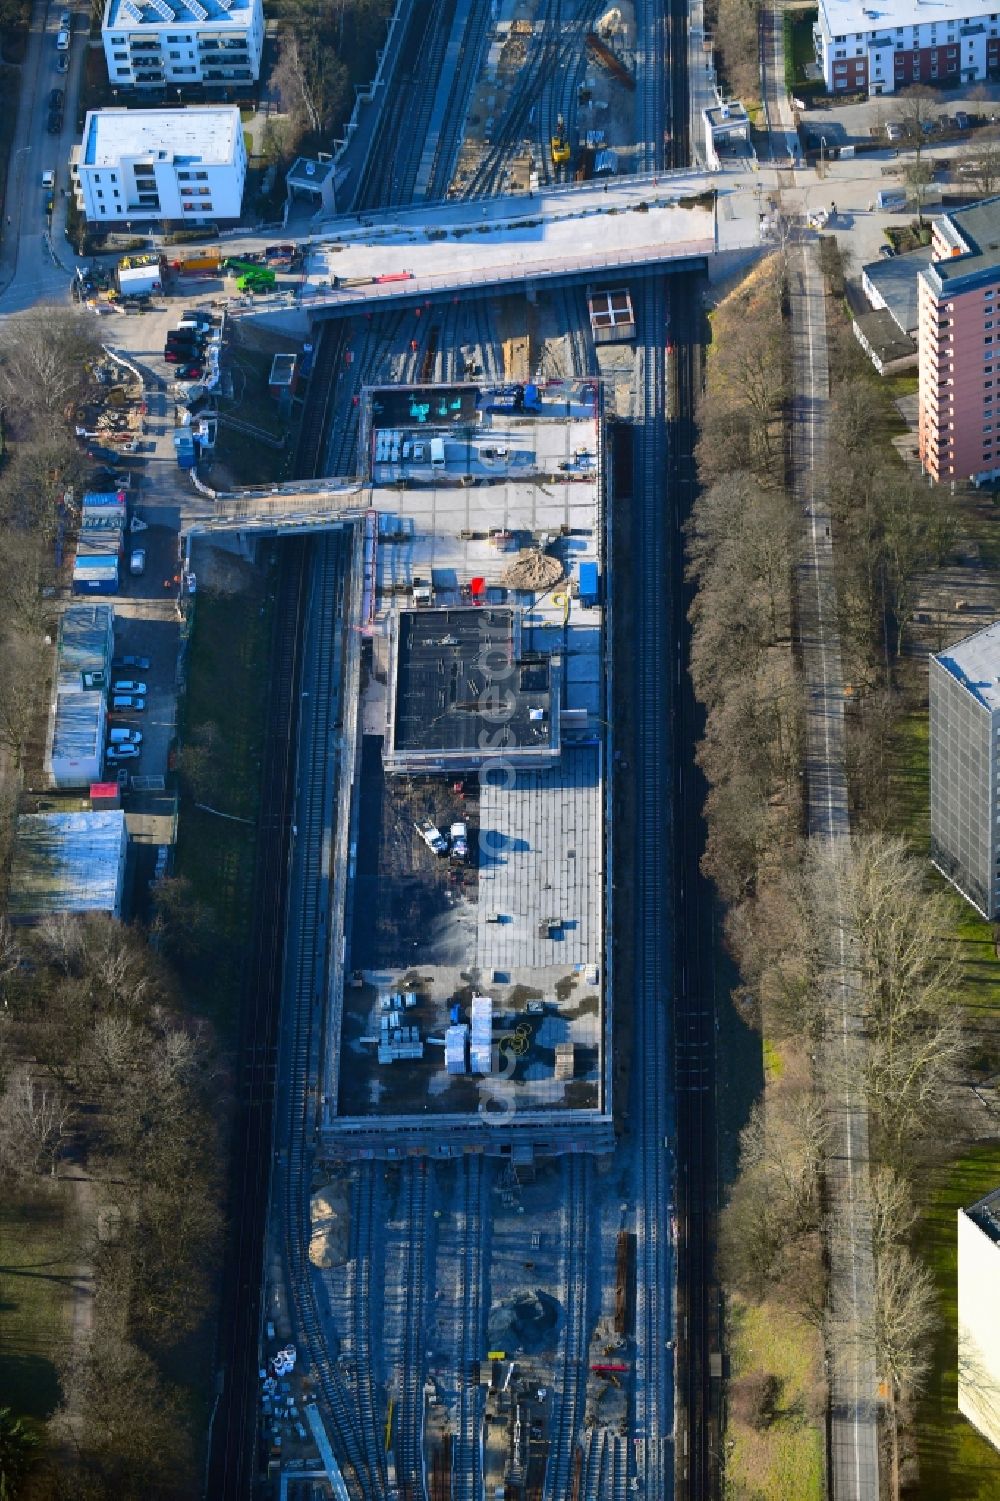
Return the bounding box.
[227,171,763,323]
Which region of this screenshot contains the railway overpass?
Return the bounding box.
[224,170,764,330]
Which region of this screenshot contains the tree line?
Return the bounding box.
[690,251,962,1494]
[1,913,223,1499]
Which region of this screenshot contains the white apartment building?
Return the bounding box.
[73,106,246,224]
[102,0,263,89]
[814,0,1000,95]
[959,1187,1000,1451]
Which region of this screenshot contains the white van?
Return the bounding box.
[430,437,445,469]
[109,726,142,745]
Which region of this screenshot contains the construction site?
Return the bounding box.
[320,378,614,1161]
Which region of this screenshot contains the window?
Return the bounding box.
[835,47,846,56]
[113,50,127,59]
[169,49,179,56]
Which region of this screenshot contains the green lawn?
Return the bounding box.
[173,563,272,1037]
[0,1184,76,1421]
[914,1148,1000,1500]
[887,708,930,849]
[728,1298,826,1500]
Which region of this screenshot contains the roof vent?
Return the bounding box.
[305,160,315,175]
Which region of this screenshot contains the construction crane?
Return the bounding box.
[550,113,571,167]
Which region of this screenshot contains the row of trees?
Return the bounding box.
[1,914,224,1498]
[691,254,961,1493]
[0,311,100,782]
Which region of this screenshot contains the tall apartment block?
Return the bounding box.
[958,1187,1000,1451]
[102,0,263,90]
[814,0,1000,95]
[919,199,1000,486]
[929,620,1000,918]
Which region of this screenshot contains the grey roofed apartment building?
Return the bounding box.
[930,620,1000,918]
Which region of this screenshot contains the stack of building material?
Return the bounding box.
[378,1019,424,1064]
[470,994,493,1074]
[554,1042,575,1081]
[445,1024,468,1075]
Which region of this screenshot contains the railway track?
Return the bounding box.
[670,279,717,1501]
[325,310,409,477]
[453,1155,487,1501]
[396,1160,431,1500]
[351,1164,389,1498]
[632,274,674,1501]
[543,1155,591,1501]
[352,0,455,210]
[207,538,308,1497]
[277,534,376,1499]
[295,323,348,479]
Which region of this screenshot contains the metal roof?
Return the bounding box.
[9,810,127,921]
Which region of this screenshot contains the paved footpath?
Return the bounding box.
[789,239,880,1501]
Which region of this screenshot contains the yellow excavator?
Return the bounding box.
[551,113,571,167]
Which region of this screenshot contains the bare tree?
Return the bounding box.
[0,634,48,767]
[870,1246,937,1500]
[955,139,1000,198]
[0,308,101,428]
[0,1066,73,1178]
[811,835,965,1152]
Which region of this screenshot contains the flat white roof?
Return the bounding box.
[82,106,239,167]
[935,619,1000,713]
[818,0,994,37]
[106,0,252,27]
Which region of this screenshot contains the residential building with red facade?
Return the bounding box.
[814,0,1000,94]
[918,199,1000,485]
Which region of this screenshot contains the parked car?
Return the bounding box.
[59,9,71,25]
[47,111,62,134]
[41,169,54,189]
[48,87,63,108]
[108,727,142,745]
[955,110,971,130]
[129,548,146,576]
[886,122,904,142]
[106,744,140,763]
[55,28,70,49]
[449,821,469,862]
[111,694,145,711]
[112,655,150,671]
[879,243,895,259]
[56,53,68,70]
[177,364,204,380]
[113,679,147,694]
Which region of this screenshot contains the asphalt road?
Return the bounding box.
[0,0,82,309]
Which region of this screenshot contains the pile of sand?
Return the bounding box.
[500,548,563,591]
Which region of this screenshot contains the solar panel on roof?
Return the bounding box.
[216,0,233,12]
[121,1,143,22]
[186,0,208,19]
[147,0,175,20]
